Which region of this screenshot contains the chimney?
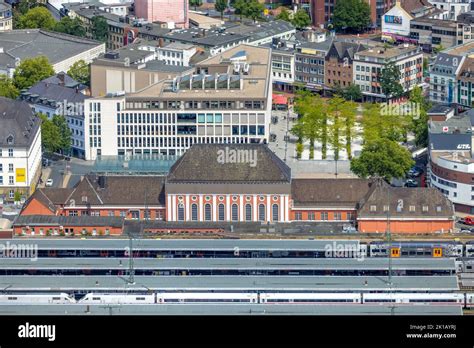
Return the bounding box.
[57,72,65,86]
[158,38,164,47]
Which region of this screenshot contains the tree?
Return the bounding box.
[409,85,430,147]
[350,138,414,181]
[233,0,246,21]
[293,91,328,159]
[17,6,55,30]
[361,103,409,144]
[332,0,371,33]
[14,190,22,203]
[244,0,264,22]
[190,0,202,10]
[341,84,362,101]
[276,7,291,22]
[54,16,86,37]
[67,60,90,85]
[52,114,72,154]
[39,113,62,154]
[215,0,227,19]
[328,96,345,160]
[291,9,310,29]
[380,61,403,100]
[0,76,20,99]
[13,56,55,90]
[91,16,108,42]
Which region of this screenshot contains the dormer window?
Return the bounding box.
[383,205,389,212]
[370,205,377,212]
[6,135,14,145]
[82,196,88,203]
[409,205,416,212]
[422,205,429,212]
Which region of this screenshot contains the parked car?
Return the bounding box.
[459,216,474,226]
[405,179,418,187]
[45,179,53,187]
[407,166,423,178]
[342,225,357,233]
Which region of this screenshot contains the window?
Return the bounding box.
[8,164,13,173]
[8,176,13,185]
[347,212,354,220]
[231,204,238,221]
[308,212,315,220]
[0,176,3,185]
[272,204,279,221]
[0,164,2,172]
[218,204,225,221]
[9,190,14,199]
[321,212,328,221]
[409,205,416,212]
[68,210,78,216]
[177,205,184,221]
[370,205,377,212]
[295,212,302,221]
[334,212,341,220]
[131,210,140,219]
[383,205,389,212]
[120,211,126,217]
[191,204,198,221]
[205,204,212,221]
[258,204,265,221]
[8,149,13,157]
[422,205,429,212]
[245,204,252,221]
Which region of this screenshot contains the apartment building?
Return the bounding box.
[84,44,272,160]
[0,97,42,202]
[269,39,296,92]
[134,0,189,28]
[19,73,88,159]
[325,41,367,90]
[353,44,423,101]
[428,0,470,20]
[429,41,474,104]
[295,39,333,91]
[456,11,474,45]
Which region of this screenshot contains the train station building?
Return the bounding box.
[18,143,455,235]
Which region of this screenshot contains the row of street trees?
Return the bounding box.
[292,91,357,160]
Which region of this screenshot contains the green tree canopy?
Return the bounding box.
[332,0,371,32]
[52,114,72,153]
[350,138,414,181]
[291,9,310,29]
[276,7,291,22]
[39,113,62,154]
[17,6,56,30]
[342,84,363,101]
[13,56,55,90]
[232,0,264,22]
[190,0,202,10]
[380,61,404,100]
[67,60,90,85]
[91,16,108,42]
[409,85,430,147]
[0,76,20,99]
[54,16,86,37]
[215,0,227,19]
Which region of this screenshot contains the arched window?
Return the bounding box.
[218,204,225,221]
[231,204,238,221]
[191,204,198,221]
[177,205,184,221]
[258,204,265,222]
[245,204,252,221]
[204,203,212,221]
[272,204,279,221]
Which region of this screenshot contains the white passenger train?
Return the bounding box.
[2,292,473,307]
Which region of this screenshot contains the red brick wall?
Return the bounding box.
[21,198,56,216]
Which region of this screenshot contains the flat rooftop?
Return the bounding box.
[0,304,462,315]
[0,257,455,271]
[357,45,420,59]
[0,275,459,291]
